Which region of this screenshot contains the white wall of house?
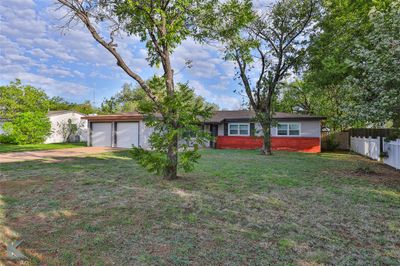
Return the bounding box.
[139,120,153,149]
[45,112,88,144]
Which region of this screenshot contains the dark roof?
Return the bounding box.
[48,110,84,116]
[206,110,326,123]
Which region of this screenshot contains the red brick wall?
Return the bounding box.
[216,136,321,153]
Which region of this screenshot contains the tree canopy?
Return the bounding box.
[0,80,50,120]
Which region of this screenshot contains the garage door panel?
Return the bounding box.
[92,123,112,147]
[116,122,139,148]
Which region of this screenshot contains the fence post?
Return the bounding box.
[397,139,400,170]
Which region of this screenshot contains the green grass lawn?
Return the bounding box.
[0,142,86,153]
[0,149,399,265]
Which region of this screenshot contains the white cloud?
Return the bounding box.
[189,80,242,110]
[0,71,89,97]
[0,0,244,109]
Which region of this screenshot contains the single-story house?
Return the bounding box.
[82,110,325,152]
[0,110,87,144]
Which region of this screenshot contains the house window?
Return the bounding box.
[229,123,249,136]
[277,123,301,136]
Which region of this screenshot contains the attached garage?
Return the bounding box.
[91,122,112,147]
[116,122,139,148]
[83,113,144,148]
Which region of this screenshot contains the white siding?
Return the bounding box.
[0,122,4,135]
[139,120,154,149]
[45,112,88,143]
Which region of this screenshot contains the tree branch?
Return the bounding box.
[56,0,158,104]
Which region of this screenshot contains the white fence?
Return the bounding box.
[350,136,400,170]
[383,139,400,170]
[350,136,381,160]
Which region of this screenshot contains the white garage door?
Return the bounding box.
[91,123,112,147]
[116,122,139,148]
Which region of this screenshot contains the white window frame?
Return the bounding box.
[228,123,250,136]
[277,122,301,136]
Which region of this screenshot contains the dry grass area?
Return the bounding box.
[0,150,399,265]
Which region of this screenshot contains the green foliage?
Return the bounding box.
[101,83,147,113]
[303,0,395,128]
[354,162,375,175]
[0,134,16,144]
[0,80,50,120]
[3,112,51,144]
[325,135,340,151]
[57,118,84,142]
[276,80,357,131]
[344,1,400,125]
[49,97,98,114]
[113,0,213,66]
[130,76,213,176]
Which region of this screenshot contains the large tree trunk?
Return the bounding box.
[165,134,178,179]
[259,112,273,155]
[162,44,179,179]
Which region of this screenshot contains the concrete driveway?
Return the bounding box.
[0,147,122,163]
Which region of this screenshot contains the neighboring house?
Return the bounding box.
[0,111,87,144]
[82,110,325,152]
[45,111,88,144]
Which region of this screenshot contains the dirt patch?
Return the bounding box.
[0,147,122,163]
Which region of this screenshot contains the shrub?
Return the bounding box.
[3,112,51,144]
[0,134,16,144]
[325,135,340,151]
[354,162,375,174]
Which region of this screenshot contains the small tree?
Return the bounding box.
[3,112,51,144]
[131,76,213,175]
[57,119,85,142]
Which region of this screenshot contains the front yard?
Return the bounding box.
[0,150,399,265]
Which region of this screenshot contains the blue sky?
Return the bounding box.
[0,0,247,110]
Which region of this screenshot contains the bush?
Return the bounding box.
[326,135,340,151]
[354,162,375,174]
[0,134,16,144]
[3,112,51,144]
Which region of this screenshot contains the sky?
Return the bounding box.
[0,0,250,110]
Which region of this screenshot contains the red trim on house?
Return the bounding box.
[216,136,321,153]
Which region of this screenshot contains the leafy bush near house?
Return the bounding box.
[57,119,84,142]
[0,134,16,144]
[2,112,51,144]
[325,135,340,151]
